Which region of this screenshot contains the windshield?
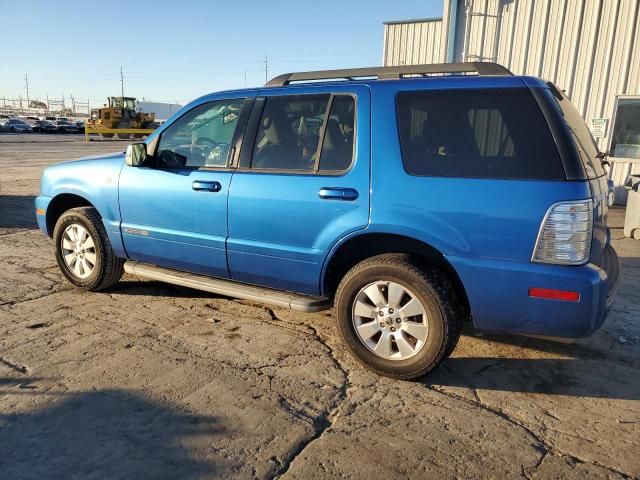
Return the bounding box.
[109,97,136,109]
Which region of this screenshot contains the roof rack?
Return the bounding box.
[266,62,513,87]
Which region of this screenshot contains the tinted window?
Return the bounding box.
[550,87,605,178]
[396,88,565,179]
[251,94,355,172]
[252,94,329,171]
[318,95,355,172]
[156,98,245,168]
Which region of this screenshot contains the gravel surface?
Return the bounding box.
[1,134,639,479]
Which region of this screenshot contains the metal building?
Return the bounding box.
[383,0,640,204]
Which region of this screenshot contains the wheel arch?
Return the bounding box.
[46,193,97,237]
[321,232,471,320]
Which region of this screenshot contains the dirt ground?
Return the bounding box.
[0,134,639,479]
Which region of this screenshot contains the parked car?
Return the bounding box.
[75,120,85,133]
[35,63,620,379]
[5,118,33,133]
[54,120,78,133]
[0,119,8,131]
[34,120,59,134]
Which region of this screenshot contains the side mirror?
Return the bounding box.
[125,142,147,167]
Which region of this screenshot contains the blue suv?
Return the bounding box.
[36,63,620,379]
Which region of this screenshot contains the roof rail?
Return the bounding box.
[266,62,513,87]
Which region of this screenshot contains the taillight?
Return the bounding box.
[532,200,593,265]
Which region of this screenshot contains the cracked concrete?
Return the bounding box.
[0,134,639,479]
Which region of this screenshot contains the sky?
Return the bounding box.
[0,0,443,108]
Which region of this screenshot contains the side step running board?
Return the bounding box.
[123,261,331,313]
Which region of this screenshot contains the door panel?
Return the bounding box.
[118,96,251,278]
[119,167,232,277]
[227,86,371,295]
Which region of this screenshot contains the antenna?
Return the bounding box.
[120,66,124,98]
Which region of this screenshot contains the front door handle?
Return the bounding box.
[318,187,359,201]
[192,180,222,192]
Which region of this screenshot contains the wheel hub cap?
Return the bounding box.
[352,280,429,361]
[61,224,97,279]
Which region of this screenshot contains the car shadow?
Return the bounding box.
[0,195,37,230]
[0,384,226,478]
[426,354,640,400]
[110,280,223,299]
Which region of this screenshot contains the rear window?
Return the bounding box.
[548,86,605,178]
[396,88,565,180]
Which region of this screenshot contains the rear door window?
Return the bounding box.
[396,88,565,180]
[250,94,355,173]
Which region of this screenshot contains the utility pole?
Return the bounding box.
[24,73,30,108]
[71,94,75,115]
[244,71,247,88]
[120,66,124,98]
[264,55,268,84]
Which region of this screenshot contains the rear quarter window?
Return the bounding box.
[546,86,605,178]
[396,88,565,180]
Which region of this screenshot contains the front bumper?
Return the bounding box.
[449,244,621,338]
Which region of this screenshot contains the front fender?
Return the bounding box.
[38,154,126,256]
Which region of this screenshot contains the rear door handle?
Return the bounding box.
[192,180,222,192]
[318,187,359,201]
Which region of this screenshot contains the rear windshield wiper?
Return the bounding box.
[596,151,611,167]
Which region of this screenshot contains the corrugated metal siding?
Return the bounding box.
[382,0,640,203]
[384,19,446,65]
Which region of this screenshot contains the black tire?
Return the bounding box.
[334,253,462,380]
[53,207,124,291]
[117,121,131,139]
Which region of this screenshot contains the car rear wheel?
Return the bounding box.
[335,253,462,380]
[53,207,124,291]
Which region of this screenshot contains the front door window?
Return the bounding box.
[156,99,245,168]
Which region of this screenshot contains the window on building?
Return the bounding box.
[396,88,565,180]
[610,97,640,160]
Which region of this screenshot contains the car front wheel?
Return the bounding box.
[53,207,124,290]
[335,253,462,380]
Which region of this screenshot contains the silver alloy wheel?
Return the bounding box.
[352,281,429,360]
[61,223,97,279]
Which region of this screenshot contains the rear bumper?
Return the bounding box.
[449,244,621,338]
